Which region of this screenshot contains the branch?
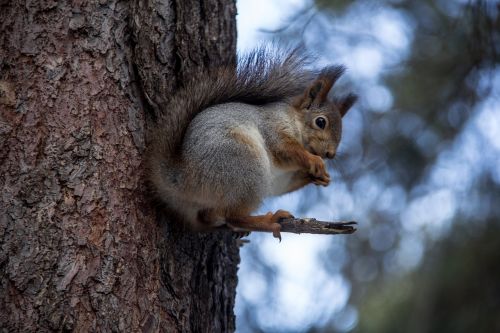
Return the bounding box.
[221,218,357,237]
[278,218,357,235]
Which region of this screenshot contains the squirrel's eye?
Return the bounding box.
[315,117,327,129]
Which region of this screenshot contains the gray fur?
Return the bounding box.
[146,47,356,229]
[151,46,315,158]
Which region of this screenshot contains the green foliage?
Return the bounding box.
[355,222,500,333]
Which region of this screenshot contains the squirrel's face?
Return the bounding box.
[302,104,343,159]
[293,67,357,159]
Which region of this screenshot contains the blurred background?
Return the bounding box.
[234,0,500,332]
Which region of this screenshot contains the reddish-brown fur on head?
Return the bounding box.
[293,66,357,159]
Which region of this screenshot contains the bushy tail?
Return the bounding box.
[151,46,317,159]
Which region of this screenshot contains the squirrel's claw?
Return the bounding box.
[273,229,282,242]
[310,174,330,186]
[307,155,331,186]
[272,209,295,221]
[270,210,294,242]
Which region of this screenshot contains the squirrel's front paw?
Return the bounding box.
[308,155,330,186]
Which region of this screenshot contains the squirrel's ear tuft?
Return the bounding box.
[294,81,321,109]
[294,65,346,110]
[309,81,323,100]
[337,93,358,117]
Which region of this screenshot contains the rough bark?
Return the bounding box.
[0,0,238,332]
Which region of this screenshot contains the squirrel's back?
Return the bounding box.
[147,47,317,200]
[148,47,316,160]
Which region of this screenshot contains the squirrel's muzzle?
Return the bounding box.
[326,150,336,159]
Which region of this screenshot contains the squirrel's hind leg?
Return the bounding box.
[198,207,294,241]
[226,210,294,241]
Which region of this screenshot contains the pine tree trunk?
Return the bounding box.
[0,0,239,331]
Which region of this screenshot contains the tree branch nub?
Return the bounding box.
[278,218,357,235]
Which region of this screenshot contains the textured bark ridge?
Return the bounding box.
[0,0,238,332]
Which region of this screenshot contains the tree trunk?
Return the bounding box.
[0,0,239,332]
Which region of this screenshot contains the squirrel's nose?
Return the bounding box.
[326,150,336,159]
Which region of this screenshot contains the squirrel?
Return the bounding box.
[146,47,357,240]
